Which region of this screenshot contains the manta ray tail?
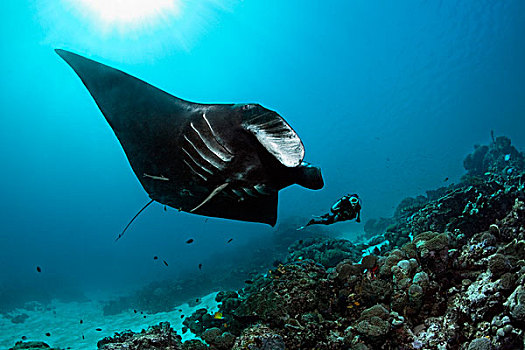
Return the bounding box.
[116,199,155,241]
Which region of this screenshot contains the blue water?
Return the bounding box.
[1,0,524,319]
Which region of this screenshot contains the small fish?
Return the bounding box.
[186,238,194,244]
[198,263,202,270]
[140,311,143,314]
[444,177,449,182]
[163,260,169,266]
[143,315,146,318]
[134,309,137,313]
[178,309,182,312]
[21,336,27,340]
[196,298,200,302]
[227,238,233,243]
[36,266,41,273]
[347,305,353,309]
[224,323,228,328]
[298,240,303,244]
[164,206,167,211]
[45,332,51,336]
[354,301,360,306]
[244,280,253,285]
[153,256,158,260]
[204,218,209,223]
[214,312,223,319]
[80,319,83,324]
[181,314,184,319]
[95,328,102,331]
[82,334,85,340]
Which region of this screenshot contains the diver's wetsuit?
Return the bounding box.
[303,194,361,228]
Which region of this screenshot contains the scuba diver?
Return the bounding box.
[298,193,361,230]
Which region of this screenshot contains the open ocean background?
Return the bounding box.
[0,0,524,347]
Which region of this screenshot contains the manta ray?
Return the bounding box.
[56,49,323,238]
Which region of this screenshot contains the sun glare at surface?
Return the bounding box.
[37,0,238,61]
[71,0,182,29]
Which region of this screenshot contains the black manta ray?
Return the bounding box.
[56,49,323,237]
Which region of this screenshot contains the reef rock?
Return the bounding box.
[232,324,285,350]
[9,342,61,350]
[354,304,391,340]
[97,322,182,350]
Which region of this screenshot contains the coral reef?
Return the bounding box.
[363,217,395,239]
[176,136,525,349]
[97,322,182,350]
[232,324,285,350]
[287,237,362,268]
[464,136,525,177]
